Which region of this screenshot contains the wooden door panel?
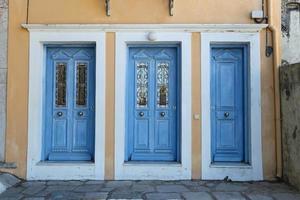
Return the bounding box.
[73,119,89,150]
[217,120,235,148]
[211,45,248,163]
[44,46,95,161]
[217,62,235,107]
[155,120,170,148]
[126,46,179,162]
[52,119,68,150]
[134,119,151,151]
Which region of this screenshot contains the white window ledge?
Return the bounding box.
[22,24,268,33]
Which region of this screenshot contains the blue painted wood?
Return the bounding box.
[211,44,249,163]
[126,45,180,162]
[44,45,95,161]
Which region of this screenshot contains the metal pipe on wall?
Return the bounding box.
[266,0,283,178]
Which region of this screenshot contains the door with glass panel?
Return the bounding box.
[44,45,95,161]
[126,45,180,162]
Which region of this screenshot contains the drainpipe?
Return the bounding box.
[267,0,282,178]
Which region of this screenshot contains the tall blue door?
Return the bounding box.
[126,45,180,162]
[211,44,249,163]
[44,45,95,161]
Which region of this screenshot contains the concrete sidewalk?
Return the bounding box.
[0,180,299,200]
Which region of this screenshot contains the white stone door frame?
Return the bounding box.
[201,32,263,181]
[0,0,8,162]
[115,32,192,180]
[26,30,106,180]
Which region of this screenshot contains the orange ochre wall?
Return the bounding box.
[2,0,280,180]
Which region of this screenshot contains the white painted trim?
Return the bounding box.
[22,24,268,33]
[27,31,106,180]
[115,32,192,180]
[0,2,8,162]
[201,32,263,181]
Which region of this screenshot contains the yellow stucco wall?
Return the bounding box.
[27,0,260,24]
[2,0,281,180]
[105,32,115,180]
[191,33,201,179]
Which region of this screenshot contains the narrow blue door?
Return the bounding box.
[126,45,179,162]
[211,44,249,163]
[44,45,95,161]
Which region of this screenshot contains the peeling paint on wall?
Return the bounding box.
[0,0,8,162]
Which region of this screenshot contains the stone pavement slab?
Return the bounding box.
[212,192,246,200]
[156,185,189,192]
[182,192,214,200]
[0,173,21,194]
[246,193,274,200]
[23,198,45,200]
[0,180,299,199]
[215,182,248,192]
[105,181,132,188]
[272,192,300,200]
[74,184,104,192]
[131,184,155,193]
[144,192,182,200]
[84,192,108,199]
[188,185,210,192]
[22,185,46,196]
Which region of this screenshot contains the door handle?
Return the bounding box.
[160,112,165,117]
[57,112,63,117]
[78,111,84,116]
[139,112,144,117]
[224,112,229,118]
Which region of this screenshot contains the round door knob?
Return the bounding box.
[57,112,63,117]
[160,112,165,117]
[78,111,84,116]
[139,112,144,117]
[224,112,229,118]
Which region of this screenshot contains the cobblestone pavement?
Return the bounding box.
[0,180,299,200]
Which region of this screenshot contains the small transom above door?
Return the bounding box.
[44,45,95,161]
[126,45,180,162]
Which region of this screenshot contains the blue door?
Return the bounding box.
[211,44,249,163]
[44,45,95,161]
[126,45,180,162]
